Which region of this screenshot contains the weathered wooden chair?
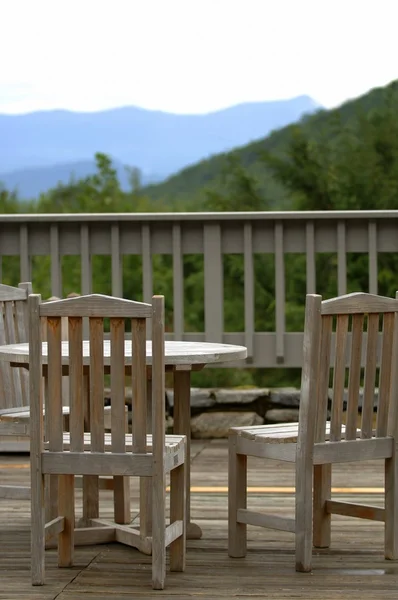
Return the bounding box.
[228,292,398,572]
[0,283,32,500]
[29,293,186,590]
[0,286,71,457]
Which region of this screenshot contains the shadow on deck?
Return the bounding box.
[1,440,397,599]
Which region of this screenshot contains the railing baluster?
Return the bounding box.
[111,224,123,297]
[19,225,30,282]
[80,224,92,338]
[244,223,254,359]
[274,222,285,363]
[141,224,152,302]
[141,224,152,339]
[337,221,347,295]
[305,221,316,294]
[368,221,378,294]
[172,224,184,340]
[80,224,92,295]
[50,224,62,297]
[204,223,223,343]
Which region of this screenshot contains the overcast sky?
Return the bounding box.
[1,0,396,115]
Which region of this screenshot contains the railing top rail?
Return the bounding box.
[1,210,398,223]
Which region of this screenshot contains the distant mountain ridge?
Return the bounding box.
[0,160,162,199]
[0,96,320,198]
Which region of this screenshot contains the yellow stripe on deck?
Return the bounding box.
[0,464,384,494]
[167,485,384,494]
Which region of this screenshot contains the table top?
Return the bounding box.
[0,340,247,367]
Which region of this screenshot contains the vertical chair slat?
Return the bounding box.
[151,296,166,588]
[315,315,332,442]
[361,313,379,439]
[132,318,147,453]
[110,318,126,450]
[68,317,84,452]
[15,298,30,404]
[89,318,105,452]
[0,303,13,408]
[4,301,22,404]
[330,315,349,442]
[47,318,63,451]
[377,313,395,437]
[84,317,104,522]
[346,314,364,440]
[110,317,130,524]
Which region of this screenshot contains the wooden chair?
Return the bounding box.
[0,283,32,501]
[29,293,186,590]
[228,292,398,572]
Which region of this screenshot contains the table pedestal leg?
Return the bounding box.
[173,368,202,540]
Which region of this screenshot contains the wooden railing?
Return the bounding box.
[1,210,397,368]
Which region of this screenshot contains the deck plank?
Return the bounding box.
[1,440,397,598]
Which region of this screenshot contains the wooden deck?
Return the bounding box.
[1,440,397,599]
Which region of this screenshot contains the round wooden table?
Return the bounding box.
[0,340,247,539]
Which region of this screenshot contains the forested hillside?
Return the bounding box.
[143,79,398,210]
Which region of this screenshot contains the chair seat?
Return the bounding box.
[231,422,349,444]
[44,432,186,454]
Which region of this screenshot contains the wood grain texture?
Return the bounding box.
[1,440,398,598]
[0,340,248,366]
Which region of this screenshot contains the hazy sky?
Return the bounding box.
[1,0,396,115]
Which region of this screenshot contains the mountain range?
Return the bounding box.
[0,95,320,198]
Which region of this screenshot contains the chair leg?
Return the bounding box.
[313,464,331,548]
[31,473,45,585]
[152,472,166,590]
[58,475,75,568]
[169,459,186,572]
[385,446,398,560]
[295,459,313,572]
[228,433,247,558]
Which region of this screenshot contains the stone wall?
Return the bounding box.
[104,386,379,439]
[166,387,301,438]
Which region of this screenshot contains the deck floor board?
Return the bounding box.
[0,440,396,598]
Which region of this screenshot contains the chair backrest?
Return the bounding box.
[0,282,32,409]
[29,293,165,461]
[298,292,398,450]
